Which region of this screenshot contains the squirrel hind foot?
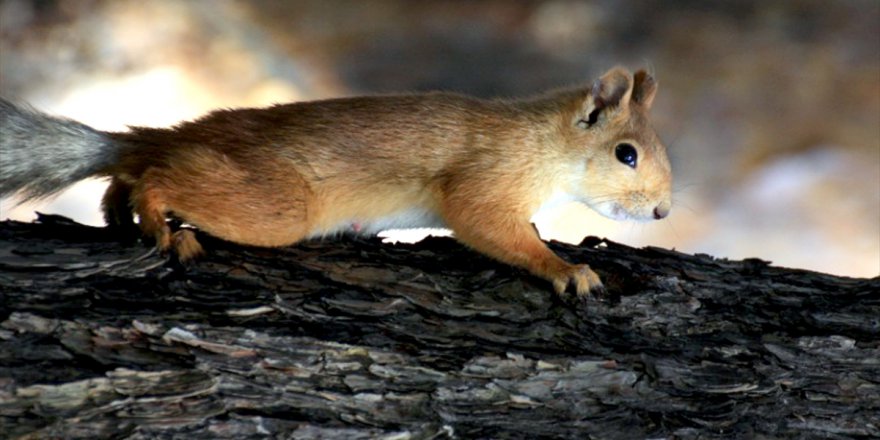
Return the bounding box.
[129,177,202,260]
[171,229,204,261]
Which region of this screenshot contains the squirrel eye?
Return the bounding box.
[615,143,638,168]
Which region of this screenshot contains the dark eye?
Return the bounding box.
[615,143,638,168]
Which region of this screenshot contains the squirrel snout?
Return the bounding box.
[653,203,670,220]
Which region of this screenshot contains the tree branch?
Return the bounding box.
[1,214,877,439]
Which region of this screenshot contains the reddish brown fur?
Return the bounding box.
[97,67,672,297]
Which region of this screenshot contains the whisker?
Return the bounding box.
[671,197,697,214]
[673,182,699,193]
[663,217,683,243]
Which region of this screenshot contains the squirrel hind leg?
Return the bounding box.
[102,179,137,232]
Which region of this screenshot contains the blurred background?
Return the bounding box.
[0,0,877,277]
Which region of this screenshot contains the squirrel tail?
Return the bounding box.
[0,99,120,202]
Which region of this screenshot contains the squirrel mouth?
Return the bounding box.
[607,204,633,221]
[588,201,630,221]
[590,201,655,222]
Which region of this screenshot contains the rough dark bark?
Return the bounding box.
[0,213,877,439]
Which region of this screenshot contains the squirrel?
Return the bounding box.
[0,66,672,301]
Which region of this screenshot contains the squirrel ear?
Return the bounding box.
[632,69,657,109]
[578,67,634,128]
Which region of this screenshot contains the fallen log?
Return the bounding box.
[0,214,877,439]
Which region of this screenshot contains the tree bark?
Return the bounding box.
[1,214,877,439]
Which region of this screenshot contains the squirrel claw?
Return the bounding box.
[593,283,607,296]
[550,263,604,305]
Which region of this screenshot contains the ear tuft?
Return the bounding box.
[632,69,658,109]
[592,67,633,110]
[578,67,634,128]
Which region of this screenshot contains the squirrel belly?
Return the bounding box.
[316,208,447,238]
[0,66,672,301]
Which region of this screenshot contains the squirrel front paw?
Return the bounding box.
[549,263,605,300]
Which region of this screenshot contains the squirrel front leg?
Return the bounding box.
[440,193,604,299]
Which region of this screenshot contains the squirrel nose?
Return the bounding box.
[653,204,670,220]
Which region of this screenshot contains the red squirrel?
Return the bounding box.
[0,67,672,300]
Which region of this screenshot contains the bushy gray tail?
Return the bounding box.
[0,99,119,201]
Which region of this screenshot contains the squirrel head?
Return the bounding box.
[562,67,672,222]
